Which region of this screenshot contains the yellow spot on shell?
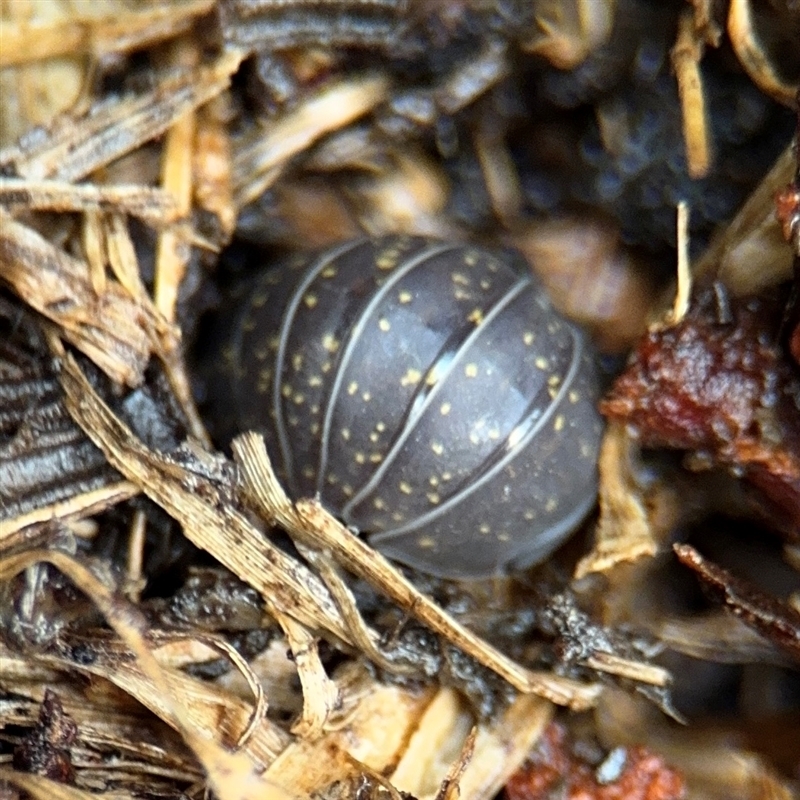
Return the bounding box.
[379,318,391,332]
[398,290,413,304]
[281,384,292,398]
[465,363,478,378]
[321,265,337,278]
[554,415,565,432]
[292,392,305,404]
[377,250,399,270]
[373,498,386,510]
[417,536,436,549]
[545,497,558,512]
[369,453,383,463]
[399,481,413,495]
[308,375,323,387]
[431,441,444,456]
[479,524,490,535]
[401,368,422,386]
[303,293,318,309]
[341,428,351,441]
[354,452,366,465]
[322,334,339,353]
[427,492,440,504]
[347,381,358,395]
[440,402,451,415]
[451,272,470,286]
[468,308,483,324]
[535,356,549,370]
[569,390,580,404]
[362,392,372,401]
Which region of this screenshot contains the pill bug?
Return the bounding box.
[209,236,604,578]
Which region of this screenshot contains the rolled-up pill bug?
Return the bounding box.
[208,236,604,578]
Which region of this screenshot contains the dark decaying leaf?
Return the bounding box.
[674,543,800,664]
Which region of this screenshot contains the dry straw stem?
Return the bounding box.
[0,51,243,183]
[728,0,799,106]
[233,74,390,207]
[261,681,435,797]
[232,431,603,710]
[574,423,658,580]
[694,144,796,295]
[0,0,215,67]
[671,10,711,179]
[668,200,692,326]
[0,177,179,225]
[155,37,200,324]
[53,342,356,645]
[266,605,341,740]
[0,549,292,800]
[37,634,287,769]
[0,480,138,545]
[193,95,237,241]
[390,690,552,800]
[522,0,615,69]
[0,212,160,386]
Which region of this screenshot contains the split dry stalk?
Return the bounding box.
[233,432,603,710]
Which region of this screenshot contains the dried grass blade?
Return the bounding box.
[54,345,355,646]
[233,432,602,710]
[0,51,243,183]
[0,213,155,385]
[0,0,215,66]
[0,177,179,225]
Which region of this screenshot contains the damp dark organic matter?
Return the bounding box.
[206,236,604,578]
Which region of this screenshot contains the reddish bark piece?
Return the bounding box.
[601,288,800,532]
[505,722,685,800]
[674,544,800,663]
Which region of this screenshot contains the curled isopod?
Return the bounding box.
[205,235,604,578]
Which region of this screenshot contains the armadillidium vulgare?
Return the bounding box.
[207,236,604,578]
